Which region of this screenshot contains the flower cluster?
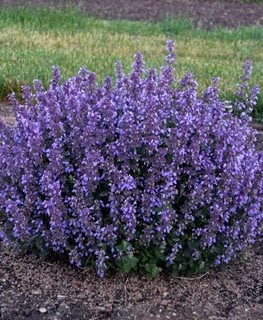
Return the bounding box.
[0,41,262,277]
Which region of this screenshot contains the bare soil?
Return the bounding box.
[0,1,263,318]
[0,240,263,320]
[1,0,263,29]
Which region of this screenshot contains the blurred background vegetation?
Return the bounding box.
[0,6,262,120]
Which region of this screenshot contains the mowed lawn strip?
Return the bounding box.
[0,7,262,118]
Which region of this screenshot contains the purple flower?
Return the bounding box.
[0,41,262,277]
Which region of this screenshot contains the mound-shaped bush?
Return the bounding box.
[0,41,262,278]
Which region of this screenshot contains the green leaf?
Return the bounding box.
[154,247,166,261]
[187,239,200,250]
[199,261,205,271]
[116,255,139,273]
[116,240,129,252]
[145,263,161,279]
[171,264,179,277]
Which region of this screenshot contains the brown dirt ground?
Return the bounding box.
[0,240,262,320]
[0,1,263,319]
[1,0,263,29]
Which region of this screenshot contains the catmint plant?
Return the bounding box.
[0,41,262,278]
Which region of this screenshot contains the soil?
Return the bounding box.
[0,240,263,320]
[1,0,263,29]
[0,1,263,319]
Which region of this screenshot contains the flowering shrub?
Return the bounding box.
[0,41,262,278]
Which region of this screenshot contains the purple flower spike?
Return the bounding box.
[0,42,261,278]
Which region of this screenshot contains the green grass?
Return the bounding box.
[0,7,262,119]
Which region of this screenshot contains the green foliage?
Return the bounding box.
[0,7,262,118]
[116,255,139,274]
[160,15,194,35]
[113,238,216,279]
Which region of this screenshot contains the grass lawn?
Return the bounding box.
[0,7,262,119]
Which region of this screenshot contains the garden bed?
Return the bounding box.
[0,236,262,320]
[0,102,262,319]
[0,1,263,319]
